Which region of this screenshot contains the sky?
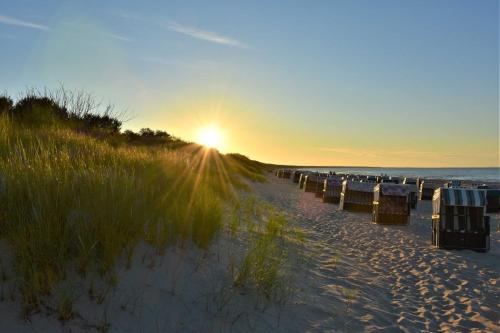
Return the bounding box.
[0,0,498,167]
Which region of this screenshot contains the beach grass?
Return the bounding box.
[230,197,301,304]
[0,113,265,315]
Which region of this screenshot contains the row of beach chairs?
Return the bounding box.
[274,169,498,252]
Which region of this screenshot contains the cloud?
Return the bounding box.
[105,32,133,42]
[0,14,49,30]
[117,13,247,48]
[164,21,247,48]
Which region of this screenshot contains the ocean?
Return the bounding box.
[303,167,500,182]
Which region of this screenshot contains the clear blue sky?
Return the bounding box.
[0,0,498,166]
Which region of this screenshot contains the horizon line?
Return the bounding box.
[260,164,500,169]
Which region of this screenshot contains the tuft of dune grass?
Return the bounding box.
[229,197,302,304]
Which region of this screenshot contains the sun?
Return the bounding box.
[196,125,223,149]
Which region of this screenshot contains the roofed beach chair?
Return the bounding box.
[303,173,327,195]
[372,184,411,225]
[419,180,447,200]
[485,189,500,213]
[339,180,376,212]
[477,186,500,213]
[323,176,344,204]
[298,171,312,189]
[292,170,304,183]
[303,173,319,193]
[314,173,329,197]
[432,188,490,252]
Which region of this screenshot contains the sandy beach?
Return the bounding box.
[250,175,500,332]
[1,174,498,332]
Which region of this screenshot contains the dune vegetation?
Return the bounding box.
[0,89,298,320]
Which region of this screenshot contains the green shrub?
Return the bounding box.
[11,95,69,127]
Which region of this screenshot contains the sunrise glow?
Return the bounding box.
[196,125,223,149]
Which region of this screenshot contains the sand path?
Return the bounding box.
[251,176,500,332]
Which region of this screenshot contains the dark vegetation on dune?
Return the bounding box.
[0,88,272,316]
[1,89,186,148]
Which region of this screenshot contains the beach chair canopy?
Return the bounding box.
[403,183,418,193]
[440,188,485,206]
[306,173,324,181]
[343,180,375,193]
[433,188,486,215]
[375,183,411,196]
[326,175,343,183]
[421,180,447,189]
[448,180,462,187]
